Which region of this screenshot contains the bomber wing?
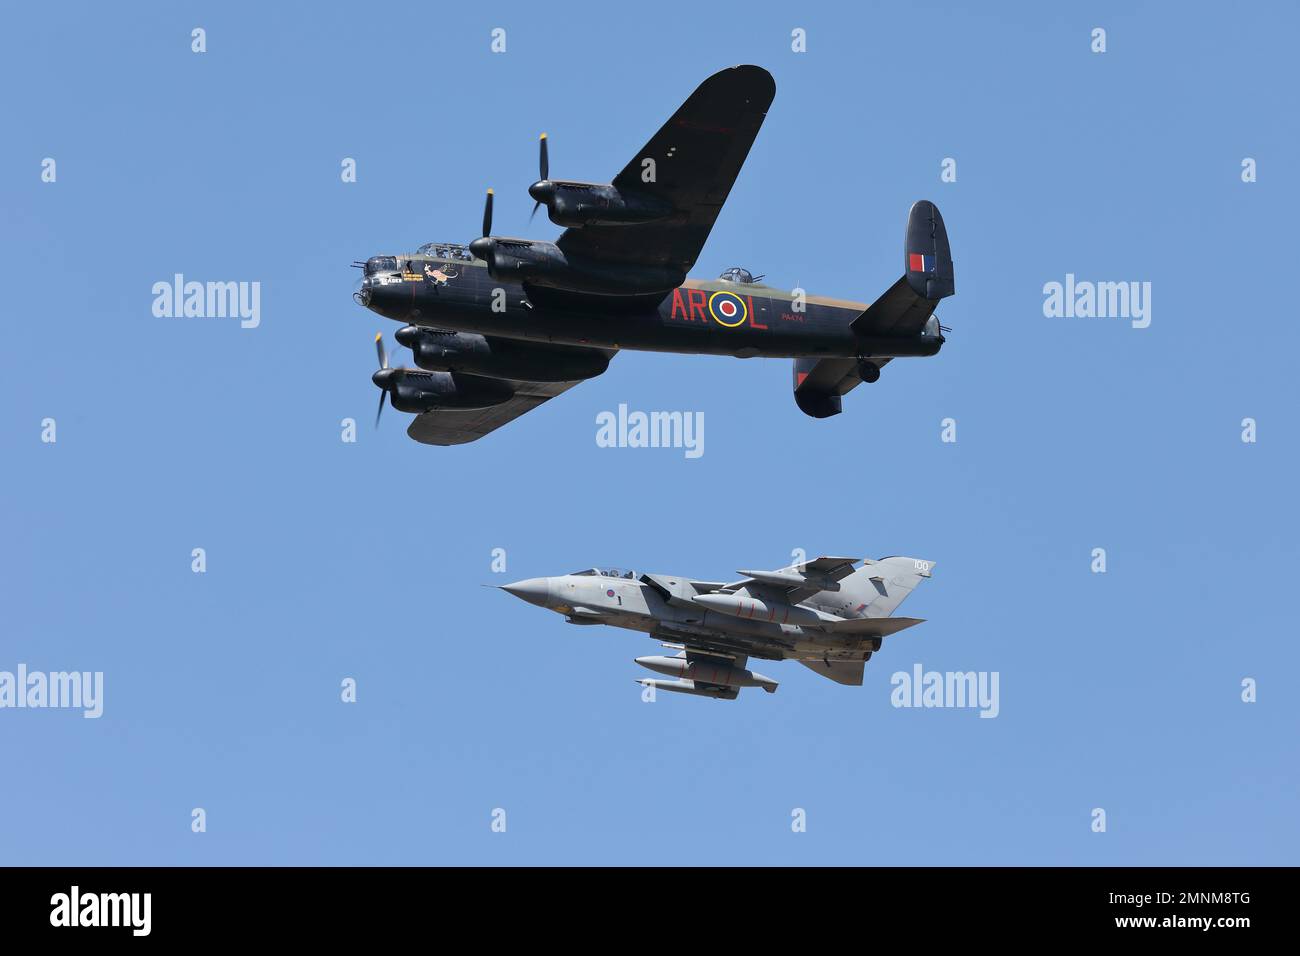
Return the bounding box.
[407,377,588,446]
[553,65,775,281]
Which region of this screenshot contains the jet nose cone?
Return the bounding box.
[501,578,552,607]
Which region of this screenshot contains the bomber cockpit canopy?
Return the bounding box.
[570,567,638,579]
[416,242,476,261]
[718,266,764,284]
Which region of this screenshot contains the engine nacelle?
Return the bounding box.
[397,327,609,382]
[470,237,684,296]
[529,181,675,228]
[388,370,514,413]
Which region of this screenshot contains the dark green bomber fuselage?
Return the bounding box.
[361,251,943,362]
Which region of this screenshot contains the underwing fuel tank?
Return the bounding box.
[692,592,835,627]
[636,679,739,700]
[635,655,778,693]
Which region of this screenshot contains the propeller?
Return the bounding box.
[371,332,397,428]
[468,189,494,266]
[529,133,554,223]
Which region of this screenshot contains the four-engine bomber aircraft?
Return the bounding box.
[499,555,935,699]
[354,65,956,445]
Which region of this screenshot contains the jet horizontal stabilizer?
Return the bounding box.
[799,658,867,686]
[819,616,925,636]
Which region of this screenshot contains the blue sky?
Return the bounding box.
[2,0,1296,865]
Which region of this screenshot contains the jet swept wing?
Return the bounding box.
[728,555,861,603]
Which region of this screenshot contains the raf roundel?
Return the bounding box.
[708,290,748,328]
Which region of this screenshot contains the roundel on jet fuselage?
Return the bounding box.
[708,290,748,328]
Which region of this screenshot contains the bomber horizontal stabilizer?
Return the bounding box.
[793,201,953,420]
[792,356,887,419]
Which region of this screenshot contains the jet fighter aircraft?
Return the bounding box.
[354,64,956,445]
[499,555,935,699]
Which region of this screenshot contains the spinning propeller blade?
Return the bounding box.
[371,332,398,429]
[530,133,549,222]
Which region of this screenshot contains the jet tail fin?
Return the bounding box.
[843,557,935,617]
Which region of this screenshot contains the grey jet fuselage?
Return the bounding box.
[499,556,936,697]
